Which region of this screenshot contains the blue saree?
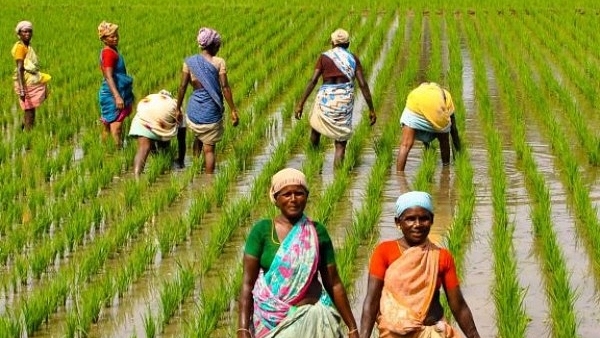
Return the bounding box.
[98,47,134,123]
[185,55,224,124]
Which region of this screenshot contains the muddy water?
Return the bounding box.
[454,42,497,338]
[525,126,600,338]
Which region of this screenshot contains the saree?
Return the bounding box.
[185,55,223,125]
[12,41,50,110]
[263,302,343,338]
[186,117,223,145]
[129,93,178,141]
[309,48,356,142]
[400,108,451,143]
[98,47,134,124]
[376,240,456,338]
[405,82,454,133]
[252,216,342,338]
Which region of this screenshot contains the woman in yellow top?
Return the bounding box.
[12,21,51,130]
[396,83,460,171]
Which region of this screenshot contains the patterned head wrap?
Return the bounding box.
[269,168,309,203]
[98,21,119,40]
[15,21,33,34]
[330,28,350,45]
[394,191,434,218]
[197,27,221,49]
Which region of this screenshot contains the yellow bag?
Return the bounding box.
[39,72,51,84]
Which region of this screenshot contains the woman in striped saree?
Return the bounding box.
[294,29,376,168]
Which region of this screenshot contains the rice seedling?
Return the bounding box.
[142,306,158,338]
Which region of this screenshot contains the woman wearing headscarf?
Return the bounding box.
[396,82,459,171]
[294,28,376,168]
[129,90,182,177]
[238,168,359,338]
[97,20,134,148]
[176,27,239,174]
[12,20,51,130]
[360,191,480,338]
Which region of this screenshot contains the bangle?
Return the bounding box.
[237,328,252,336]
[348,328,358,334]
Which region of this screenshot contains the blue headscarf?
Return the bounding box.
[394,191,433,218]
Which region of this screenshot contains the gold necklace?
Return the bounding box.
[271,220,280,245]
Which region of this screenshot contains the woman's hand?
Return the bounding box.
[231,110,239,127]
[19,88,27,101]
[294,105,303,120]
[369,110,377,126]
[175,107,183,124]
[114,95,124,110]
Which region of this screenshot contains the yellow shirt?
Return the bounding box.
[405,82,454,131]
[11,41,28,60]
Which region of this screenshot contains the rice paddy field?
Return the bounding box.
[2,0,600,337]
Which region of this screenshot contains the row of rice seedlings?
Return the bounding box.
[0,140,133,266]
[516,13,600,165]
[176,13,389,334]
[158,264,196,328]
[461,15,529,337]
[0,160,155,290]
[527,11,600,121]
[63,195,194,335]
[486,12,586,336]
[0,140,75,233]
[336,11,412,291]
[494,10,600,289]
[0,169,196,334]
[442,14,476,271]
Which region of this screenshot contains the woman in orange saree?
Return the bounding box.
[360,191,480,338]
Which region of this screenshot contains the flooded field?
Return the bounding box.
[1,1,600,337]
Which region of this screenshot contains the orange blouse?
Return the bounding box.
[369,240,460,291]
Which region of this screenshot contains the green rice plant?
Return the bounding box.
[0,314,21,337]
[142,306,158,338]
[185,268,242,337]
[65,309,83,338]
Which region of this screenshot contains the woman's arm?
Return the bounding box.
[359,275,383,338]
[396,125,416,171]
[15,59,26,100]
[446,286,481,338]
[101,64,124,110]
[294,68,322,119]
[354,62,376,125]
[238,254,260,338]
[320,263,359,338]
[220,73,239,126]
[176,70,190,117]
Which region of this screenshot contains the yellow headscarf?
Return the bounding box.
[98,21,118,40]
